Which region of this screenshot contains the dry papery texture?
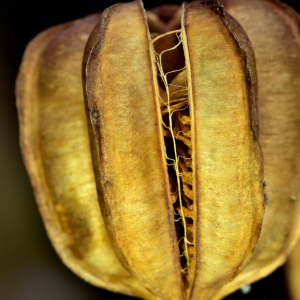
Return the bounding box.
[84,1,263,300]
[211,0,300,298]
[16,0,276,300]
[16,11,162,300]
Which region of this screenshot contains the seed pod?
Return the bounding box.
[84,1,263,299]
[16,1,265,299]
[213,0,300,298]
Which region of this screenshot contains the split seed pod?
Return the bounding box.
[17,0,300,299]
[83,1,264,299]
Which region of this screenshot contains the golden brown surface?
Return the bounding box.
[16,11,159,300]
[182,2,264,299]
[213,0,300,298]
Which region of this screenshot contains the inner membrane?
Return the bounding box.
[151,31,194,291]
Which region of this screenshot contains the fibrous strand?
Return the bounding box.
[151,31,194,289]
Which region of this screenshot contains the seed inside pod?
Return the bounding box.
[151,32,194,288]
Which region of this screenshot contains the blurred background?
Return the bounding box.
[0,0,299,299]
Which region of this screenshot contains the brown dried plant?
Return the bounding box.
[16,0,300,299]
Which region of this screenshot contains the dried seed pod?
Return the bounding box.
[84,1,263,299]
[16,0,266,299]
[212,0,300,298]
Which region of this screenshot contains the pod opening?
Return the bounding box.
[151,31,195,291]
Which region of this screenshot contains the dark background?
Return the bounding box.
[0,0,299,299]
